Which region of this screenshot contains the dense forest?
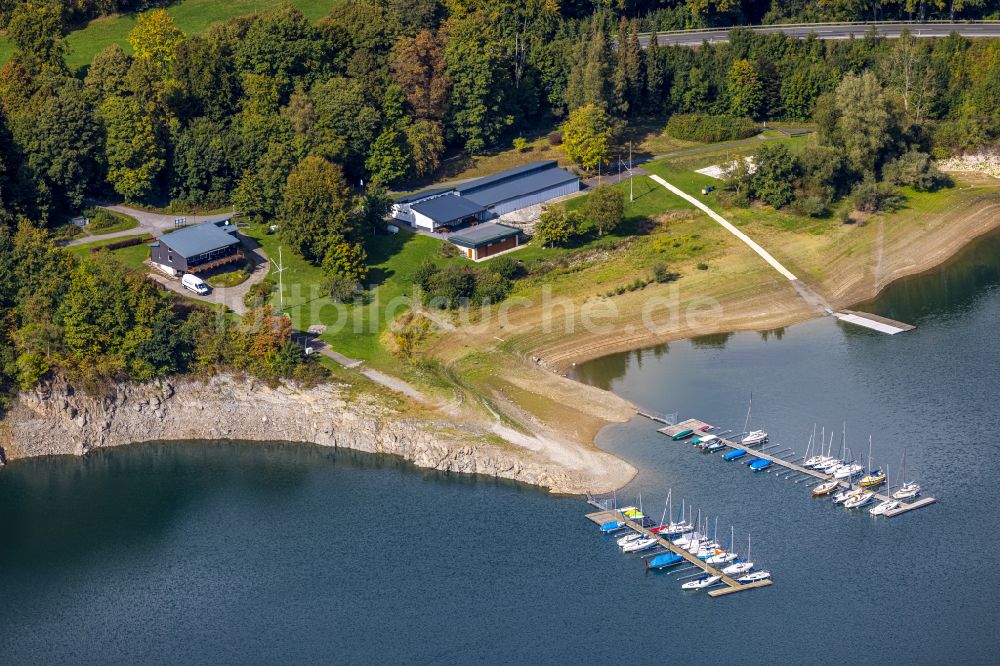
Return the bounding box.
[0,0,999,401]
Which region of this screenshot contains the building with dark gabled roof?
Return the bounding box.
[391,160,579,231]
[149,220,243,276]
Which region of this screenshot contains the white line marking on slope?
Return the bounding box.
[648,174,798,281]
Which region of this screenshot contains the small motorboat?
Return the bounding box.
[843,491,875,509]
[622,537,658,553]
[698,425,713,431]
[748,458,772,472]
[723,560,753,575]
[697,435,718,449]
[742,430,768,446]
[646,553,684,570]
[812,481,839,496]
[893,482,921,500]
[599,520,624,532]
[681,575,721,590]
[722,449,747,461]
[671,429,695,441]
[738,571,771,583]
[870,499,900,516]
[705,441,726,453]
[860,469,886,487]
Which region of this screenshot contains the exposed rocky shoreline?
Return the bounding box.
[0,374,633,494]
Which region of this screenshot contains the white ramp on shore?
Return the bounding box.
[834,311,915,335]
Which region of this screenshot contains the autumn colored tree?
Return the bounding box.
[128,9,184,76]
[390,29,450,120]
[561,103,611,171]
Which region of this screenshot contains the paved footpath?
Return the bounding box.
[66,205,233,246]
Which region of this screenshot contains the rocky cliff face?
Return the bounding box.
[0,375,605,493]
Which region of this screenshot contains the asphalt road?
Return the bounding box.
[642,22,1000,47]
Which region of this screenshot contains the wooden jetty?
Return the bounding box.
[586,508,772,598]
[834,310,915,335]
[659,418,936,518]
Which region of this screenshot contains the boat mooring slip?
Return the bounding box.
[585,498,772,598]
[656,418,936,519]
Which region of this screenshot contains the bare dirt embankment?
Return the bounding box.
[0,374,635,495]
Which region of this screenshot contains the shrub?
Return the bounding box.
[513,137,530,153]
[327,273,359,303]
[414,259,439,291]
[535,207,584,247]
[473,270,512,305]
[882,151,951,192]
[665,113,760,143]
[696,262,709,270]
[547,132,563,146]
[850,177,905,214]
[426,265,476,308]
[243,278,275,309]
[87,209,121,231]
[437,241,460,258]
[486,255,521,280]
[652,262,672,283]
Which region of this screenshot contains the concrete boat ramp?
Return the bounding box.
[833,310,916,335]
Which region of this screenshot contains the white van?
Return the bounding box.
[181,273,210,295]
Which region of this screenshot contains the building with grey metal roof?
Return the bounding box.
[410,195,486,229]
[447,222,522,261]
[149,220,243,275]
[392,160,579,230]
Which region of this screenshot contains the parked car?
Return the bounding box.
[181,273,210,295]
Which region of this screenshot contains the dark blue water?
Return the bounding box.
[3,230,1000,663]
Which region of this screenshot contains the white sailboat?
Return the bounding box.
[722,530,754,576]
[681,574,722,590]
[843,490,875,509]
[804,426,827,467]
[738,571,771,583]
[741,393,768,445]
[893,449,922,499]
[870,464,900,515]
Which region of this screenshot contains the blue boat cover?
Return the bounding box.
[723,449,746,460]
[599,521,623,532]
[648,553,683,569]
[749,459,772,470]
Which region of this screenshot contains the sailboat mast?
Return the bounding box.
[743,393,753,435]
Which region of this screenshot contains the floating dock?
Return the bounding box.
[585,507,772,598]
[659,418,936,518]
[833,310,915,335]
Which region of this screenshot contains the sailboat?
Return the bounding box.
[723,531,754,576]
[681,574,722,590]
[808,429,836,469]
[893,449,921,499]
[646,552,684,570]
[812,480,839,496]
[869,463,900,515]
[740,393,768,446]
[738,571,771,583]
[622,536,658,553]
[832,485,863,505]
[706,526,739,565]
[843,490,875,509]
[859,436,886,487]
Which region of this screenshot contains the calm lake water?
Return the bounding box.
[4,230,1000,663]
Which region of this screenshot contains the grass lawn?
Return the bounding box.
[83,210,138,235]
[0,0,335,71]
[66,235,151,271]
[243,225,471,367]
[205,257,253,288]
